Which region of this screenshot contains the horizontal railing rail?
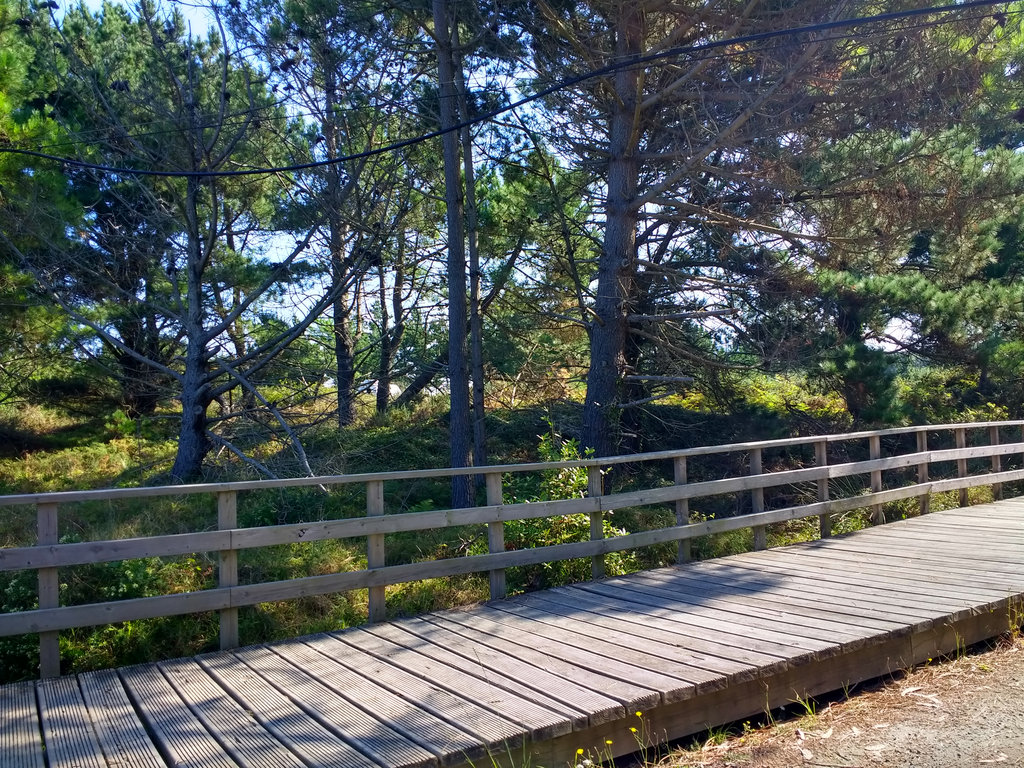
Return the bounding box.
[5,442,1023,573]
[3,419,1021,508]
[2,420,1022,678]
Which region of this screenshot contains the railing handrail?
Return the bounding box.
[2,419,1021,679]
[1,419,1020,507]
[6,463,1023,642]
[3,441,1021,573]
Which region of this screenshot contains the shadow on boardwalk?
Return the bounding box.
[3,501,1023,768]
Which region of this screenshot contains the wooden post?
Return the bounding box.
[956,427,968,507]
[869,435,884,525]
[815,440,831,538]
[217,491,239,650]
[917,431,930,516]
[674,457,690,563]
[750,448,766,551]
[990,425,1003,501]
[588,466,605,579]
[366,480,386,622]
[485,472,506,600]
[37,502,59,678]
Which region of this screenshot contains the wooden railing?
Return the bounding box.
[2,420,1023,678]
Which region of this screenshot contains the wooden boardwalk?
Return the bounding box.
[3,500,1023,768]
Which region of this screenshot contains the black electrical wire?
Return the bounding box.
[23,8,1007,157]
[0,0,1015,179]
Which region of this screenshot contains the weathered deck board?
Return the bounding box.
[78,669,165,768]
[197,651,383,768]
[299,632,528,755]
[890,514,1024,532]
[723,553,997,612]
[433,610,666,708]
[36,676,105,768]
[483,601,732,691]
[118,664,236,768]
[232,643,433,768]
[752,545,1019,597]
[324,630,570,741]
[424,611,661,709]
[534,584,795,666]
[348,623,581,734]
[3,501,1024,768]
[742,550,1014,612]
[514,590,775,677]
[246,642,451,767]
[692,557,962,618]
[539,583,813,666]
[775,545,1024,594]
[0,682,44,768]
[158,658,307,768]
[577,576,871,646]
[627,568,910,630]
[825,519,1024,548]
[577,580,837,656]
[645,564,937,631]
[383,617,623,726]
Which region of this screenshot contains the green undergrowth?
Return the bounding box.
[0,393,1018,682]
[0,404,106,458]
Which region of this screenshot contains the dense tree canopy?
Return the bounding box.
[1,0,1023,482]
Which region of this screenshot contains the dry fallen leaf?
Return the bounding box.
[799,747,813,760]
[979,754,1008,764]
[907,692,942,707]
[901,686,923,695]
[702,740,730,753]
[800,727,834,740]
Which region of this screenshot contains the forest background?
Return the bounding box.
[2,0,1024,678]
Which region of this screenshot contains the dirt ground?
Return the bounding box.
[660,633,1024,768]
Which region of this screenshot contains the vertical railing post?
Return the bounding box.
[869,435,884,525]
[815,440,831,538]
[37,502,59,679]
[956,427,968,507]
[674,457,690,563]
[217,491,239,650]
[588,465,605,579]
[750,448,766,550]
[485,472,506,600]
[366,480,386,623]
[916,430,930,515]
[990,425,1003,501]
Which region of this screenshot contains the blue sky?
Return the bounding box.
[79,0,215,37]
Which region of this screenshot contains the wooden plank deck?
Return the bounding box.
[3,501,1023,768]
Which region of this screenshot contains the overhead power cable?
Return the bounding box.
[0,0,1014,179]
[18,10,999,155]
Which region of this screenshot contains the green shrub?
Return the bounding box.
[500,428,638,593]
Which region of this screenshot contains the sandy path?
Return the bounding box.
[660,634,1024,768]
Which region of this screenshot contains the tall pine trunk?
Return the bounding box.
[455,47,487,473]
[333,278,356,427]
[433,0,472,506]
[322,65,356,429]
[582,7,642,458]
[171,174,212,481]
[173,355,211,481]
